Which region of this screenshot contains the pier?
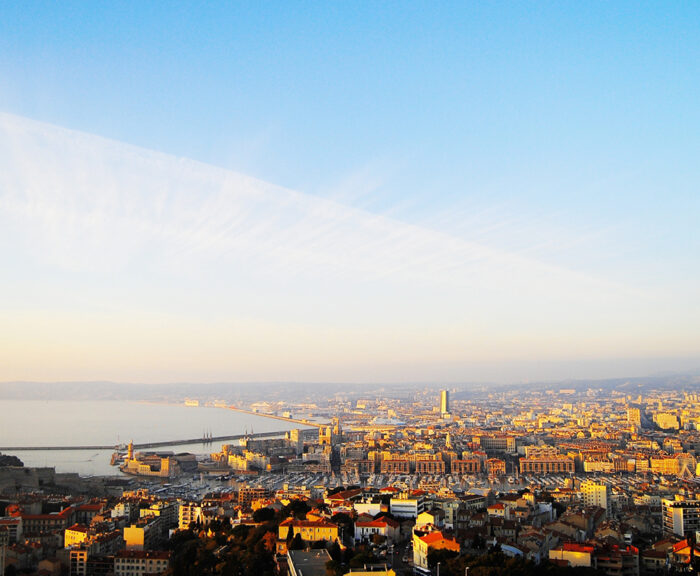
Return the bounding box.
[0,430,291,452]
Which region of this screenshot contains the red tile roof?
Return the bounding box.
[356,516,399,529]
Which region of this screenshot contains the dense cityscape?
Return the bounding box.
[3,3,700,576]
[2,381,700,575]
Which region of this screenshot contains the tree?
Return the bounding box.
[488,542,502,554]
[427,548,459,569]
[472,534,486,549]
[231,523,250,540]
[552,501,567,518]
[289,533,306,550]
[432,551,602,576]
[253,507,276,523]
[328,541,342,561]
[349,550,375,568]
[208,518,222,532]
[331,512,353,527]
[168,528,197,550]
[283,499,310,520]
[325,559,341,576]
[262,531,277,553]
[315,502,331,515]
[171,539,198,576]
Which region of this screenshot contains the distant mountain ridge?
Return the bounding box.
[1,373,698,403]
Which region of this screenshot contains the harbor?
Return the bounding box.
[0,399,315,476]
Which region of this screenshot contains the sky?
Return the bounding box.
[0,2,699,384]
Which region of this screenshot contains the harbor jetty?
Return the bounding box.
[0,429,290,452]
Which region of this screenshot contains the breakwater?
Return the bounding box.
[0,429,288,452]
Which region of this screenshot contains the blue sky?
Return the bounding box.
[0,2,698,383]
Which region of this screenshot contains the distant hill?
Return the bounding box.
[0,373,698,404]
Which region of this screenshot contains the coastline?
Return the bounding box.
[0,399,315,476]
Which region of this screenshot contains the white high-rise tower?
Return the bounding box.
[440,390,450,415]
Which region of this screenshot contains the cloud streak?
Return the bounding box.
[0,112,697,383]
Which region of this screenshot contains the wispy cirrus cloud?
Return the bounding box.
[0,112,697,384]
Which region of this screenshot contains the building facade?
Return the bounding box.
[663,498,700,537]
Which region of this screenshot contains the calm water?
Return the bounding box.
[0,400,306,476]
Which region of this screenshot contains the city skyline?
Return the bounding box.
[1,3,699,384]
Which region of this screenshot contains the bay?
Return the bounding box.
[0,399,308,476]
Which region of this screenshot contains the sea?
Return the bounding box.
[0,399,308,476]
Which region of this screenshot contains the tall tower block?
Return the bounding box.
[440,390,450,415]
